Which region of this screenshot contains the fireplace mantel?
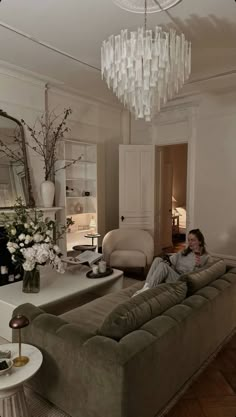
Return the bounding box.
[0,207,62,224]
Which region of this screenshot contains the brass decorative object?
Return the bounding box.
[9,314,30,367]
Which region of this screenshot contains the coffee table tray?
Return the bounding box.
[86,267,113,279]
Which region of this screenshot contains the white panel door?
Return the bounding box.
[119,145,155,230]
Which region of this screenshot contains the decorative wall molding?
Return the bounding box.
[49,85,122,112]
[0,61,48,88]
[153,98,201,126]
[211,252,236,267]
[154,110,188,126]
[0,97,45,114]
[0,60,121,110]
[185,106,199,232]
[189,68,236,86]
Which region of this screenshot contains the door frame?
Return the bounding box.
[152,106,198,239]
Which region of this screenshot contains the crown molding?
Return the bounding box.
[0,60,58,88]
[48,85,123,112]
[0,59,122,111]
[189,68,236,85]
[151,95,201,125]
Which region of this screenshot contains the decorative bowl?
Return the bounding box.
[0,359,13,376]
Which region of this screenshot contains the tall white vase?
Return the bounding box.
[40,180,55,208]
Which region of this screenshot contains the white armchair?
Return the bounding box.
[102,228,154,271]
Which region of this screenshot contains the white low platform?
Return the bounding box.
[0,265,124,341]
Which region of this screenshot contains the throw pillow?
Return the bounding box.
[98,281,187,340]
[180,259,226,296]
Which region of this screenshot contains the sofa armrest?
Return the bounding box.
[13,303,94,346]
[12,303,147,417]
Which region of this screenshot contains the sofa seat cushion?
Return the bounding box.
[60,282,143,334]
[110,250,146,268]
[98,281,187,340]
[180,259,226,296]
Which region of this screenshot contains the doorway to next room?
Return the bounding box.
[162,143,188,252]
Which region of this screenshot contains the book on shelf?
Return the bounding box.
[64,250,102,267]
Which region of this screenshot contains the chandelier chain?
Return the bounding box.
[144,0,147,32]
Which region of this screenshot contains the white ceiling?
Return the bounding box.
[0,0,236,104]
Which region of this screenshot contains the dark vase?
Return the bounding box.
[22,267,40,293]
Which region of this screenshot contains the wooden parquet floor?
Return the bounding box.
[163,236,236,416]
[165,321,236,416]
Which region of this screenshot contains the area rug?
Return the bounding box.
[25,387,71,417]
[0,275,139,416]
[0,338,71,416]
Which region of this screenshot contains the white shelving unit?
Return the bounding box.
[55,139,99,253]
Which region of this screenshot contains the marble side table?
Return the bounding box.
[84,233,101,247]
[0,343,43,417]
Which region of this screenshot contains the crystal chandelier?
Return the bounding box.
[101,0,191,121]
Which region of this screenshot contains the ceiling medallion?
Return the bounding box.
[101,0,190,121]
[112,0,182,13]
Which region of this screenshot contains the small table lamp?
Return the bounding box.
[9,314,30,367]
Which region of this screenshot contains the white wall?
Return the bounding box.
[0,68,122,237]
[194,93,236,260]
[130,93,236,262]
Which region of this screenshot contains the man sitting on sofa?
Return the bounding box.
[134,228,212,296]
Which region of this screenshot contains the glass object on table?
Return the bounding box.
[22,267,40,293]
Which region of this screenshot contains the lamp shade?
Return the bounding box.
[9,314,29,329]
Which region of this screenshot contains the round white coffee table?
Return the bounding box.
[0,343,43,417]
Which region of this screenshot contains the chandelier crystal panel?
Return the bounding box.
[101,1,191,121]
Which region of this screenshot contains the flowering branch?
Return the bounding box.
[0,130,25,164]
[21,108,79,181]
[54,155,83,175]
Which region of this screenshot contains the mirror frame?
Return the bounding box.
[0,110,35,208]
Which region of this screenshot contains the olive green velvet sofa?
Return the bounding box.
[13,260,236,417]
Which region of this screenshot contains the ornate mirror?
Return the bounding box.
[0,110,35,208]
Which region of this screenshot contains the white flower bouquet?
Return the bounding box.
[3,198,73,292]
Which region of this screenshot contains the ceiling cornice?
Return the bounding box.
[48,85,123,112]
[189,69,236,85]
[0,20,100,72]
